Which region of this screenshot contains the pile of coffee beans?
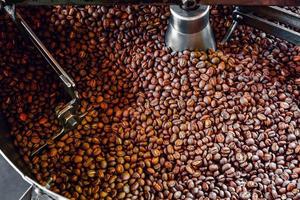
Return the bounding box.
[0,5,300,200]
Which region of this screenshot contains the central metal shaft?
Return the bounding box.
[165,5,216,51]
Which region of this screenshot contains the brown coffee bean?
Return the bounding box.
[174,191,182,199]
[75,185,82,193]
[49,148,58,157]
[116,164,124,174]
[221,110,230,120]
[19,113,28,122]
[146,168,155,174]
[257,113,267,121]
[100,160,107,169]
[209,164,218,172]
[280,102,289,109]
[153,182,162,192]
[31,137,40,144]
[215,133,225,143]
[122,172,130,181]
[74,155,83,163]
[100,191,108,198]
[203,96,211,105]
[186,165,195,174]
[87,170,96,178]
[240,97,249,105]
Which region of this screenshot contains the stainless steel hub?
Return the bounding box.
[165,5,216,51]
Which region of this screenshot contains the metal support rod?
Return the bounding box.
[30,129,64,157]
[220,19,239,44]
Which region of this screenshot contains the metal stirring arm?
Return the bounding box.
[1,2,84,155]
[222,6,300,45]
[3,4,78,99]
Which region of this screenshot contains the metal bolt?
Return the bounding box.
[181,0,197,10]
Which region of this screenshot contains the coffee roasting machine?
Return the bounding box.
[0,0,299,199]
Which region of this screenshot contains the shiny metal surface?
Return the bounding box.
[0,149,68,200]
[0,150,31,200]
[170,5,209,33]
[165,5,216,51]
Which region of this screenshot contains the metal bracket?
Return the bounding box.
[31,103,88,157]
[222,6,300,45]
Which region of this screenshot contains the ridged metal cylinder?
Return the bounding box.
[165,5,216,51]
